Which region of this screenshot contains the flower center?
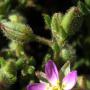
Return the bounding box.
[52,86,60,90]
[46,80,61,90]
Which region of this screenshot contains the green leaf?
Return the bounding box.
[61,7,83,35]
[51,13,67,45]
[51,13,63,33]
[43,14,51,29]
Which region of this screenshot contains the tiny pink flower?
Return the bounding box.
[27,60,77,90]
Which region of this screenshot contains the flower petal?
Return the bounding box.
[62,71,77,90]
[45,60,59,85]
[27,83,46,90]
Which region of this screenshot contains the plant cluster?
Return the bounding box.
[0,0,90,90]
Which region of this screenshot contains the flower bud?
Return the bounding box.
[61,7,83,35]
[0,21,33,44]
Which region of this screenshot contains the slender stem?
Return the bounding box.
[33,34,52,47]
[32,34,61,63]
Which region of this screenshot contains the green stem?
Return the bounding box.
[32,34,61,63]
[33,34,52,47]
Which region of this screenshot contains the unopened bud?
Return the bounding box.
[0,21,33,44]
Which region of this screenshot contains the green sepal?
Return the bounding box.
[59,61,70,82]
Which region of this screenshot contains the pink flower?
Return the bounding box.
[27,60,77,90]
